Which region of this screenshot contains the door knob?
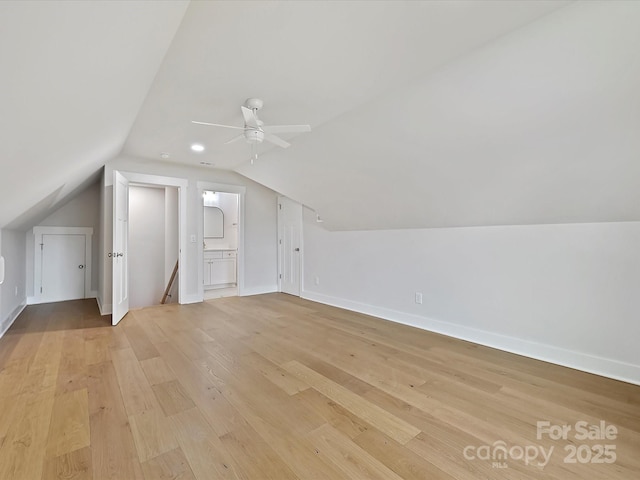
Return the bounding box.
[294,248,300,252]
[79,265,84,269]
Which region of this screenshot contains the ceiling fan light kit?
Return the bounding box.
[192,98,311,164]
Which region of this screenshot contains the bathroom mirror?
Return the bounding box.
[204,206,224,238]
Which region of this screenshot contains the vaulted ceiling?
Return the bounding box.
[3,1,639,231]
[0,0,189,229]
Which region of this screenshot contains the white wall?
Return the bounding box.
[0,228,27,335]
[165,187,179,286]
[204,191,238,250]
[0,232,2,328]
[99,156,278,310]
[26,181,101,298]
[302,213,640,385]
[129,185,166,309]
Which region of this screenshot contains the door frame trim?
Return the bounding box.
[32,226,93,305]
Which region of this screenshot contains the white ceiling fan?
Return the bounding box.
[192,98,311,163]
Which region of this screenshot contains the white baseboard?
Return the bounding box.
[180,293,202,305]
[240,284,278,297]
[0,301,27,339]
[96,296,112,316]
[28,291,100,306]
[302,290,640,387]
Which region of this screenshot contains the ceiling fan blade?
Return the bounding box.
[192,120,245,130]
[262,124,311,134]
[241,106,259,128]
[264,133,291,149]
[224,134,245,144]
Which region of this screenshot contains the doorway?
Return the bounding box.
[128,184,179,309]
[278,196,303,296]
[112,171,187,325]
[197,181,246,302]
[202,190,240,300]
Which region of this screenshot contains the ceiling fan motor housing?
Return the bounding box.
[245,98,264,110]
[244,129,264,143]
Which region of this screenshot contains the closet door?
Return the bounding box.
[41,234,86,302]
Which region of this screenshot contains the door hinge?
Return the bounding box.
[279,204,282,210]
[40,243,43,250]
[40,287,43,293]
[279,274,282,279]
[279,239,282,245]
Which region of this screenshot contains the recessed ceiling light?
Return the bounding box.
[160,152,170,159]
[191,143,205,152]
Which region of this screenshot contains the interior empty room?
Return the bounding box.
[0,1,638,479]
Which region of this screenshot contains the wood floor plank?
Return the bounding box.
[170,407,243,480]
[42,446,92,480]
[123,324,160,362]
[140,356,176,386]
[0,394,23,443]
[294,388,370,439]
[157,341,249,437]
[219,424,299,480]
[140,446,197,480]
[0,356,31,400]
[84,336,112,366]
[0,387,55,480]
[45,388,91,459]
[87,361,144,480]
[220,360,326,438]
[152,380,196,416]
[353,427,456,480]
[240,350,311,395]
[111,347,160,416]
[56,330,87,395]
[135,310,170,346]
[306,423,404,480]
[129,408,179,462]
[216,383,346,480]
[282,360,420,445]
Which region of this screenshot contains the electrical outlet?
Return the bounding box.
[314,276,320,286]
[190,234,197,243]
[415,292,423,304]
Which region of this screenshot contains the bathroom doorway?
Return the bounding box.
[202,189,241,300]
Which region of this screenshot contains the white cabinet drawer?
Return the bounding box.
[204,251,223,259]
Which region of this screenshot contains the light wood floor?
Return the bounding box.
[0,294,638,479]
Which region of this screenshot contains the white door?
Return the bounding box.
[41,234,85,302]
[278,196,302,296]
[113,171,129,325]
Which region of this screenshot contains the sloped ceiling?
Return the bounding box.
[0,0,188,229]
[124,0,575,229]
[236,1,640,230]
[4,1,639,232]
